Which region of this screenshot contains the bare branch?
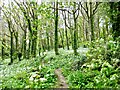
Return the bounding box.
[62,11,71,29]
[79,2,89,19]
[50,6,72,14]
[92,2,100,16]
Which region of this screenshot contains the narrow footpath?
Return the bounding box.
[54,68,69,88]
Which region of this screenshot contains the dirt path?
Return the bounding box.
[54,68,69,88]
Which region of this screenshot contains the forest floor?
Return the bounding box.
[0,46,120,88]
[54,68,68,88]
[0,47,89,88]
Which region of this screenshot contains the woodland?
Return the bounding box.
[0,0,120,88]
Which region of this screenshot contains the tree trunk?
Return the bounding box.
[97,15,100,39]
[15,32,18,52]
[14,31,18,59]
[54,1,59,55]
[65,26,69,50]
[23,30,27,58]
[90,2,94,41]
[59,29,64,49]
[110,2,120,40]
[1,38,5,60]
[32,30,37,57]
[83,18,85,41]
[68,13,74,49]
[103,25,106,43]
[10,31,13,64]
[73,2,78,55]
[27,36,31,59]
[46,32,50,51]
[27,18,32,59]
[85,21,89,41]
[50,34,53,49]
[32,13,38,57]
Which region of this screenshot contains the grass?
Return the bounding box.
[0,44,120,88]
[0,47,88,88]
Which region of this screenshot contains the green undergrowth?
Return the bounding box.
[62,38,120,88]
[43,38,120,88]
[0,57,56,88]
[0,47,88,88]
[0,39,120,88]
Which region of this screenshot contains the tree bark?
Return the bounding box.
[90,2,94,41]
[65,27,69,50]
[54,1,59,55]
[46,32,50,51]
[1,38,5,60]
[73,2,78,55]
[23,30,27,58]
[10,31,13,64]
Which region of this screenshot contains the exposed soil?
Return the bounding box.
[54,68,69,88]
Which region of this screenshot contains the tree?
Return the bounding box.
[15,0,39,58]
[3,4,14,65]
[80,2,100,41]
[60,2,80,55]
[109,2,120,40]
[73,2,79,55]
[54,1,59,55]
[62,10,69,50]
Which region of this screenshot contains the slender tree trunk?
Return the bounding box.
[38,36,41,56]
[23,30,27,58]
[62,11,69,50]
[32,30,37,57]
[54,1,59,55]
[85,21,88,41]
[2,38,5,60]
[62,29,65,49]
[65,26,69,50]
[31,36,34,57]
[50,34,53,49]
[15,32,18,52]
[73,2,78,55]
[103,25,106,43]
[7,20,13,64]
[27,18,32,59]
[41,39,46,53]
[97,15,100,39]
[46,32,50,51]
[68,13,74,49]
[83,18,85,41]
[59,30,64,49]
[27,36,31,59]
[90,2,94,41]
[70,28,74,49]
[10,31,13,64]
[14,32,18,59]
